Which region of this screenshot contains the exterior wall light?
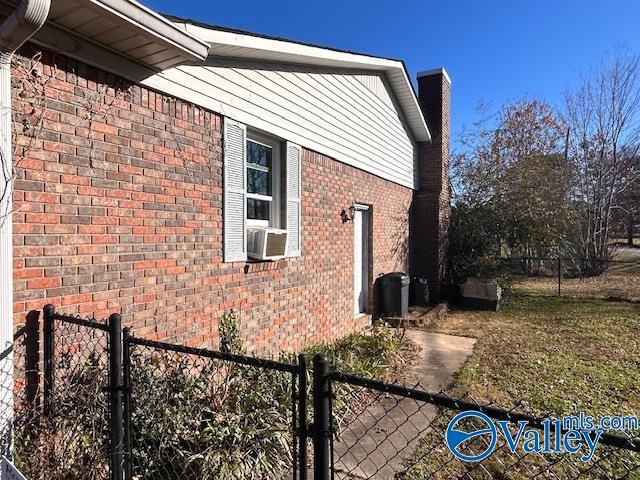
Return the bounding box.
[341,205,356,223]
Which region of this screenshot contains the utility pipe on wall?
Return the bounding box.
[0,0,51,452]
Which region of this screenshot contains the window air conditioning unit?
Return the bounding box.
[247,227,288,260]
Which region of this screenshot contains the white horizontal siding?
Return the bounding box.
[354,73,394,110]
[142,59,417,189]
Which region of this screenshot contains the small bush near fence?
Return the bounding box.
[13,353,110,480]
[303,325,417,437]
[5,317,413,480]
[128,344,294,480]
[302,324,410,379]
[126,324,412,480]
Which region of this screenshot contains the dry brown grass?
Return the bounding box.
[514,269,640,302]
[430,294,640,417]
[510,252,640,302]
[407,291,640,479]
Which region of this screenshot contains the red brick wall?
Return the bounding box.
[11,47,412,354]
[411,71,451,301]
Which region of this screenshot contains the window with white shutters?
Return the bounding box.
[223,119,247,262]
[286,142,302,257]
[223,119,302,261]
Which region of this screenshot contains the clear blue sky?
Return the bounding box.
[143,0,640,150]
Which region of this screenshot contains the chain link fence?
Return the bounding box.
[1,306,311,480]
[495,257,640,301]
[1,321,39,457]
[0,307,112,480]
[2,308,639,479]
[123,334,305,480]
[326,371,640,480]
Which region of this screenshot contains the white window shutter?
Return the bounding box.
[286,142,302,257]
[223,119,247,263]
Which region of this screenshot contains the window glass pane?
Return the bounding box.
[247,169,270,196]
[247,198,271,221]
[247,140,272,195]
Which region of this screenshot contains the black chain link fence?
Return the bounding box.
[495,257,640,301]
[123,334,305,480]
[2,307,639,480]
[1,321,38,457]
[1,306,310,480]
[0,307,111,480]
[326,371,640,480]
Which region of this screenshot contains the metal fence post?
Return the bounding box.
[43,304,55,417]
[298,354,308,480]
[557,257,562,296]
[122,327,132,480]
[108,313,124,480]
[24,312,41,410]
[312,353,330,480]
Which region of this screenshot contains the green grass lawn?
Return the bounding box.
[401,291,640,479]
[430,292,640,417]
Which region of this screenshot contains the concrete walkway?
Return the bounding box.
[333,330,476,479]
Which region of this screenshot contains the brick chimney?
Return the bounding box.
[410,68,451,301]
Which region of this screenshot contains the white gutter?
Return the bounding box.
[0,0,51,451]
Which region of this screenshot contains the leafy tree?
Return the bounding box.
[447,203,503,283]
[452,98,572,259]
[449,49,640,281]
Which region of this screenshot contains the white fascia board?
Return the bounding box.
[393,67,431,142]
[183,23,397,69]
[82,0,209,61]
[181,23,431,142]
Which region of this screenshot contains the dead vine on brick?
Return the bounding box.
[78,80,132,168]
[0,50,55,225]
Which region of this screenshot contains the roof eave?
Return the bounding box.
[84,0,209,61]
[177,21,431,142]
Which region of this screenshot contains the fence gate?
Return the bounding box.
[120,332,308,480]
[313,353,640,480]
[3,308,640,480]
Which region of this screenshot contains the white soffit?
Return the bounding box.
[170,19,431,143]
[43,0,209,69]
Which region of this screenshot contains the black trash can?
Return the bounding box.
[411,276,430,306]
[378,272,409,317]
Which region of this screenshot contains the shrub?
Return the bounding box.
[129,325,408,479]
[299,325,411,439]
[129,349,293,480]
[303,324,405,379]
[447,203,503,284]
[13,324,409,480]
[219,310,244,355]
[14,353,110,480]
